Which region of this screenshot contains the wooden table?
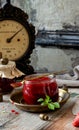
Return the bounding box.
[0,88,79,130]
[42,88,79,130]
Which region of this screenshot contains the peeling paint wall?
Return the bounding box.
[9,0,79,30]
[12,0,79,72]
[19,0,79,31]
[2,0,79,72]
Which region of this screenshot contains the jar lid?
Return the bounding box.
[0,60,25,79]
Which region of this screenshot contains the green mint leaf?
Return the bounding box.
[46,95,50,100]
[44,95,50,103]
[37,95,60,111]
[53,102,60,108]
[45,98,49,104]
[49,99,52,103]
[41,102,47,106]
[37,98,44,102]
[48,103,55,110]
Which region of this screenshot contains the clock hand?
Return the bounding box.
[7,28,23,43]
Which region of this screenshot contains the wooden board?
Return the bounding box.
[41,98,79,130]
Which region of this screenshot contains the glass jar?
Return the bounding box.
[23,74,59,105]
[0,78,15,94]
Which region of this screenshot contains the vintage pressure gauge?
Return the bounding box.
[0,0,35,74]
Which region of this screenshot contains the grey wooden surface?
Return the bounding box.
[0,88,79,130]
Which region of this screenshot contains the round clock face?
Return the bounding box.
[0,19,29,60]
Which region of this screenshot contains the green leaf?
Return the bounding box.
[44,95,50,103]
[48,103,55,110]
[46,95,50,100]
[37,98,44,102]
[41,102,47,106]
[53,102,60,109]
[44,98,49,104]
[49,99,52,103]
[37,95,60,111]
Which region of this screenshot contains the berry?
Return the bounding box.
[11,109,15,113]
[72,113,79,127]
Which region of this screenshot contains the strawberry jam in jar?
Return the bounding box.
[23,74,59,105]
[0,56,24,94]
[0,78,15,94]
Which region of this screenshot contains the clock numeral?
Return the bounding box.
[23,43,25,45]
[2,24,6,26]
[6,51,11,53]
[9,55,12,57]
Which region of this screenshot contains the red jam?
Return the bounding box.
[0,78,14,94]
[23,75,59,105]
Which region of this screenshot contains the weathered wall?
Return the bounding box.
[2,0,79,73]
[15,0,79,31]
[8,0,79,30]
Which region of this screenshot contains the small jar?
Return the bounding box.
[0,78,15,94]
[0,88,3,102]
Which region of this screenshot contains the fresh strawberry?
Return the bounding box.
[72,113,79,127]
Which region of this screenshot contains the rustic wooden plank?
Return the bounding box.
[41,97,79,130]
[44,107,74,130]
